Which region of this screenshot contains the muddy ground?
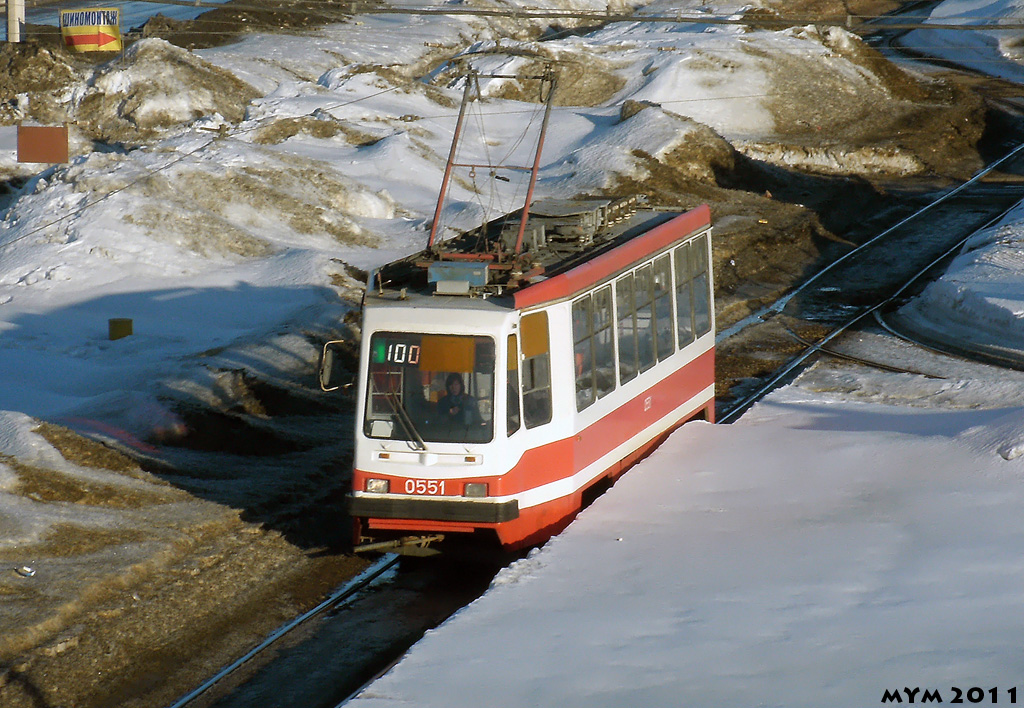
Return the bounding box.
[2,0,1024,706]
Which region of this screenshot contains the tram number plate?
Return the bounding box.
[405,479,445,495]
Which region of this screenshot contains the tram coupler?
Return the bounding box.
[353,534,445,556]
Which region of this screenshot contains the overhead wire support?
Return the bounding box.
[425,65,557,257]
[427,69,476,252]
[512,64,556,257]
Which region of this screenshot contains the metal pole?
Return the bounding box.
[426,71,475,251]
[7,0,25,43]
[513,67,557,256]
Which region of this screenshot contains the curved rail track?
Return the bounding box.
[718,143,1024,423]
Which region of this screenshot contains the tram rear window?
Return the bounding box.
[364,333,495,444]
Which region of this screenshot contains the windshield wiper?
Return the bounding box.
[370,377,428,451]
[386,391,429,451]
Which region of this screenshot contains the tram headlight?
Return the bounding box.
[366,478,390,494]
[464,482,488,498]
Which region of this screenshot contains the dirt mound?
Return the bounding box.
[762,26,986,177]
[0,38,261,145]
[69,39,260,144]
[764,0,904,23]
[138,0,365,50]
[251,115,384,147]
[636,104,740,183]
[63,148,386,258]
[432,49,626,107]
[0,43,82,125]
[0,44,79,103]
[487,56,626,107]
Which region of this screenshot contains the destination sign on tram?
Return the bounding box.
[372,338,421,366]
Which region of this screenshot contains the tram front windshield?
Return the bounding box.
[363,332,495,444]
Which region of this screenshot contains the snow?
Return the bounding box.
[897,0,1024,81]
[4,0,1024,701]
[897,200,1024,354]
[353,396,1024,707]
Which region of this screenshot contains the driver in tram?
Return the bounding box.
[437,372,480,426]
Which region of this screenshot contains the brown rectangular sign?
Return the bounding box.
[17,125,69,164]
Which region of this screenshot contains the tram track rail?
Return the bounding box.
[718,156,1024,423]
[716,141,1024,345]
[165,554,400,708]
[876,304,1024,373]
[162,553,507,708]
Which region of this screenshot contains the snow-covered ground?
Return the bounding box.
[347,1,1024,706]
[894,199,1024,354]
[352,386,1024,707]
[4,0,1024,700]
[897,0,1024,82]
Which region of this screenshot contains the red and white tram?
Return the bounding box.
[320,67,715,552]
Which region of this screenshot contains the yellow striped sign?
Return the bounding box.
[59,8,122,52]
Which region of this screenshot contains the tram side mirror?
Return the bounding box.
[319,340,355,392]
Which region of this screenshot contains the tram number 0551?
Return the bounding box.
[405,479,445,495]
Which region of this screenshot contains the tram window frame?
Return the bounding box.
[507,334,521,436]
[691,233,712,337]
[521,311,553,429]
[635,263,656,373]
[616,272,639,385]
[593,286,615,399]
[674,241,695,347]
[653,254,675,361]
[572,285,615,412]
[572,295,596,411]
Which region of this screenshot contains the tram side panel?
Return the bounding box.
[568,226,717,489]
[494,224,716,548]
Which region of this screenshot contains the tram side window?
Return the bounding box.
[593,286,615,399]
[675,241,695,347]
[675,234,713,346]
[653,254,674,361]
[572,295,595,410]
[691,233,712,337]
[616,273,638,384]
[635,264,657,373]
[571,286,615,412]
[520,312,552,429]
[507,334,521,436]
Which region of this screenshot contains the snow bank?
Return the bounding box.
[69,39,260,143]
[354,391,1024,708]
[897,201,1024,352]
[898,0,1024,82]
